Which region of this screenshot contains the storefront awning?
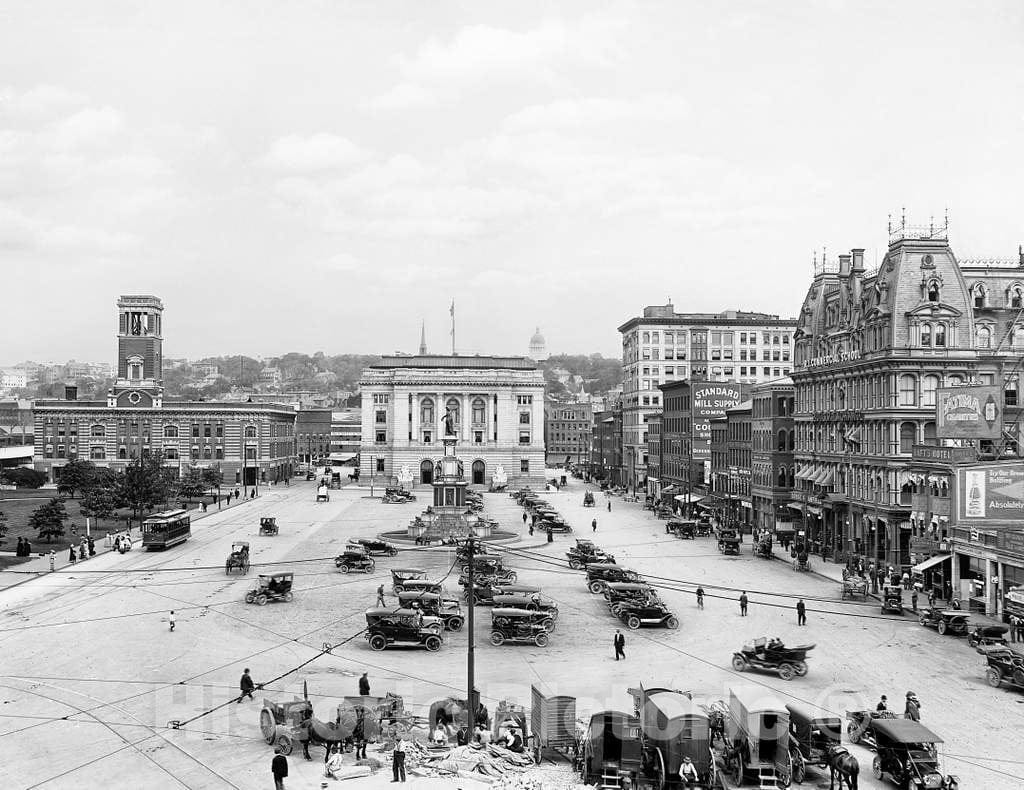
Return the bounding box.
[912,553,951,573]
[675,494,706,504]
[795,465,814,481]
[787,502,804,512]
[662,485,677,494]
[811,468,828,485]
[805,505,823,516]
[819,471,835,488]
[775,523,796,533]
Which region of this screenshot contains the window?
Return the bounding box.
[420,398,434,424]
[517,395,532,405]
[900,422,916,454]
[375,410,387,424]
[203,425,211,438]
[215,447,224,460]
[474,430,483,444]
[244,426,257,438]
[974,283,987,308]
[90,446,105,460]
[90,424,105,437]
[191,446,200,460]
[519,431,531,445]
[422,430,432,443]
[203,446,212,460]
[922,374,940,407]
[928,282,940,302]
[117,447,126,459]
[472,398,486,424]
[376,458,385,472]
[518,459,530,474]
[1007,377,1019,407]
[192,424,200,438]
[782,335,790,345]
[519,412,530,424]
[1012,286,1024,308]
[216,424,223,437]
[899,374,917,406]
[920,323,931,347]
[664,332,673,344]
[375,431,386,444]
[164,447,178,460]
[934,323,946,347]
[977,326,992,349]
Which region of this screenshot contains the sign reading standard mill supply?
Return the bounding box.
[692,383,742,458]
[957,462,1024,525]
[936,386,1002,440]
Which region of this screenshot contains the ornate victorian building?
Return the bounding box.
[34,296,296,486]
[358,355,546,488]
[791,221,1024,584]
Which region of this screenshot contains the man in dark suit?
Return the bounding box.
[613,630,625,660]
[271,751,288,790]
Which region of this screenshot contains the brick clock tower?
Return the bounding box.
[108,295,165,409]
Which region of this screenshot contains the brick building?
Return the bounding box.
[544,399,593,467]
[645,413,662,499]
[591,406,623,486]
[751,378,796,538]
[295,409,332,466]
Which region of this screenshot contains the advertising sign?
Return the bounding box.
[691,383,742,458]
[956,462,1024,525]
[936,386,1002,440]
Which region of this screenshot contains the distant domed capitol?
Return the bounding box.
[529,327,547,360]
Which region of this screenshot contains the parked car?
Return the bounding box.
[364,608,443,651]
[918,607,970,636]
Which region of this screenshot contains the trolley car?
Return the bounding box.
[142,509,191,550]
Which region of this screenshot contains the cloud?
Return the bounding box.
[368,17,624,109]
[49,106,125,149]
[0,85,88,118]
[261,133,368,172]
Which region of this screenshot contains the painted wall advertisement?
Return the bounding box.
[692,383,742,458]
[936,386,1002,440]
[957,462,1024,525]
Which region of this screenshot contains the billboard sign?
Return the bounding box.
[936,386,1002,440]
[956,462,1024,525]
[691,383,742,458]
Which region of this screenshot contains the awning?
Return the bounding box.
[819,471,835,488]
[775,524,796,533]
[328,453,358,463]
[795,465,811,481]
[787,502,804,512]
[806,505,823,516]
[675,494,706,504]
[812,468,829,485]
[662,485,677,494]
[912,554,951,573]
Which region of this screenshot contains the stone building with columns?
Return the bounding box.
[358,355,546,488]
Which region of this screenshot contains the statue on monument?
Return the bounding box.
[443,405,457,437]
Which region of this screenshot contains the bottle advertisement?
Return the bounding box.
[958,463,1024,524]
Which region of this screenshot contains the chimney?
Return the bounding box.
[851,248,865,272]
[838,254,852,276]
[64,385,78,401]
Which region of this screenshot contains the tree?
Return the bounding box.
[1,468,46,489]
[0,509,7,546]
[56,457,96,499]
[201,467,224,491]
[178,467,206,503]
[28,498,68,543]
[118,454,174,519]
[79,484,119,524]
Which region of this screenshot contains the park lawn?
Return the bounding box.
[0,490,218,554]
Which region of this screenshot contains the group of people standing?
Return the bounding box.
[66,536,96,563]
[13,537,33,556]
[877,691,921,721]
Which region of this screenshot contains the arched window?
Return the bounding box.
[164,425,178,438]
[420,459,434,485]
[777,429,787,452]
[927,282,940,302]
[973,283,987,308]
[244,425,257,438]
[976,326,992,349]
[1011,286,1024,308]
[788,430,795,451]
[934,323,946,347]
[921,374,940,407]
[899,374,917,406]
[472,459,485,485]
[923,421,937,445]
[420,398,434,425]
[203,445,212,459]
[900,422,916,454]
[778,466,787,486]
[90,424,105,437]
[920,323,931,347]
[471,398,486,424]
[118,447,127,459]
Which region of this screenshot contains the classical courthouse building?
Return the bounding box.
[34,296,296,486]
[358,355,546,488]
[791,220,1024,619]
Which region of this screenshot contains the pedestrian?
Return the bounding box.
[876,695,888,712]
[234,487,240,500]
[68,545,76,564]
[796,598,807,626]
[696,586,704,609]
[613,629,626,660]
[354,718,367,759]
[902,571,910,590]
[15,537,24,556]
[49,549,55,572]
[238,668,256,703]
[376,584,386,608]
[358,672,370,696]
[87,536,95,556]
[739,591,748,616]
[904,691,921,721]
[392,736,407,782]
[201,501,207,513]
[250,489,255,499]
[911,589,918,612]
[607,500,612,512]
[547,528,553,543]
[169,610,176,632]
[592,518,598,533]
[927,588,936,608]
[1017,616,1024,643]
[1010,616,1017,643]
[522,512,527,525]
[529,524,534,536]
[24,537,31,556]
[272,750,289,790]
[78,542,86,561]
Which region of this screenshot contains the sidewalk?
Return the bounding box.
[0,492,261,591]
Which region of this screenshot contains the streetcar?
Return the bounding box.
[142,509,192,550]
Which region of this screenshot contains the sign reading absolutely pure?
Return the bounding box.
[957,462,1024,524]
[936,386,1002,440]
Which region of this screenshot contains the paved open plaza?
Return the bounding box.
[0,476,1019,789]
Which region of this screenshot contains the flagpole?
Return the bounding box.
[450,300,456,355]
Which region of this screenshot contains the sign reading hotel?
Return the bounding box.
[691,383,742,458]
[936,386,1002,440]
[956,462,1024,525]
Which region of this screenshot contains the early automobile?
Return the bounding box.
[259,517,279,536]
[566,539,615,569]
[491,593,558,627]
[352,537,400,557]
[390,568,428,594]
[585,563,642,594]
[316,484,330,503]
[867,718,959,789]
[364,608,443,651]
[396,591,465,631]
[882,585,905,615]
[968,624,1008,648]
[582,491,596,507]
[245,573,294,605]
[785,703,842,784]
[724,685,791,787]
[753,536,773,558]
[382,486,416,504]
[225,541,250,575]
[980,644,1024,689]
[845,709,898,748]
[399,578,445,597]
[538,517,574,534]
[719,536,742,556]
[918,607,970,636]
[616,602,678,631]
[792,549,810,570]
[490,607,551,647]
[491,583,543,597]
[666,519,697,539]
[458,565,517,587]
[334,546,376,574]
[731,637,814,681]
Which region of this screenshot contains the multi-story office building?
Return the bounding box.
[330,408,362,462]
[591,406,623,486]
[751,378,796,537]
[33,296,296,485]
[358,355,546,488]
[295,409,332,466]
[646,413,662,499]
[791,222,1024,595]
[618,304,797,489]
[544,399,593,467]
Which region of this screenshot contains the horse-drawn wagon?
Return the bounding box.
[785,702,844,785]
[841,576,868,600]
[225,541,250,575]
[723,686,791,787]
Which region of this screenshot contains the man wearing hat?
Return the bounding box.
[679,755,700,787]
[904,691,921,721]
[875,695,888,712]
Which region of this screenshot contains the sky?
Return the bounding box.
[2,0,1023,364]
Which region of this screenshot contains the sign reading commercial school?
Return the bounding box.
[692,383,742,458]
[957,462,1024,526]
[936,385,1002,440]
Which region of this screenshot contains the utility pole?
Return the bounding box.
[466,533,476,729]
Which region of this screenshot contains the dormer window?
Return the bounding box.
[973,283,987,308]
[977,325,992,349]
[1011,285,1023,309]
[927,282,940,302]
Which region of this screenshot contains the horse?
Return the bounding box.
[297,715,350,760]
[824,743,859,790]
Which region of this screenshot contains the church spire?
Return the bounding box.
[419,319,428,355]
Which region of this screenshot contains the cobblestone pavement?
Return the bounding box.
[0,477,1020,789]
